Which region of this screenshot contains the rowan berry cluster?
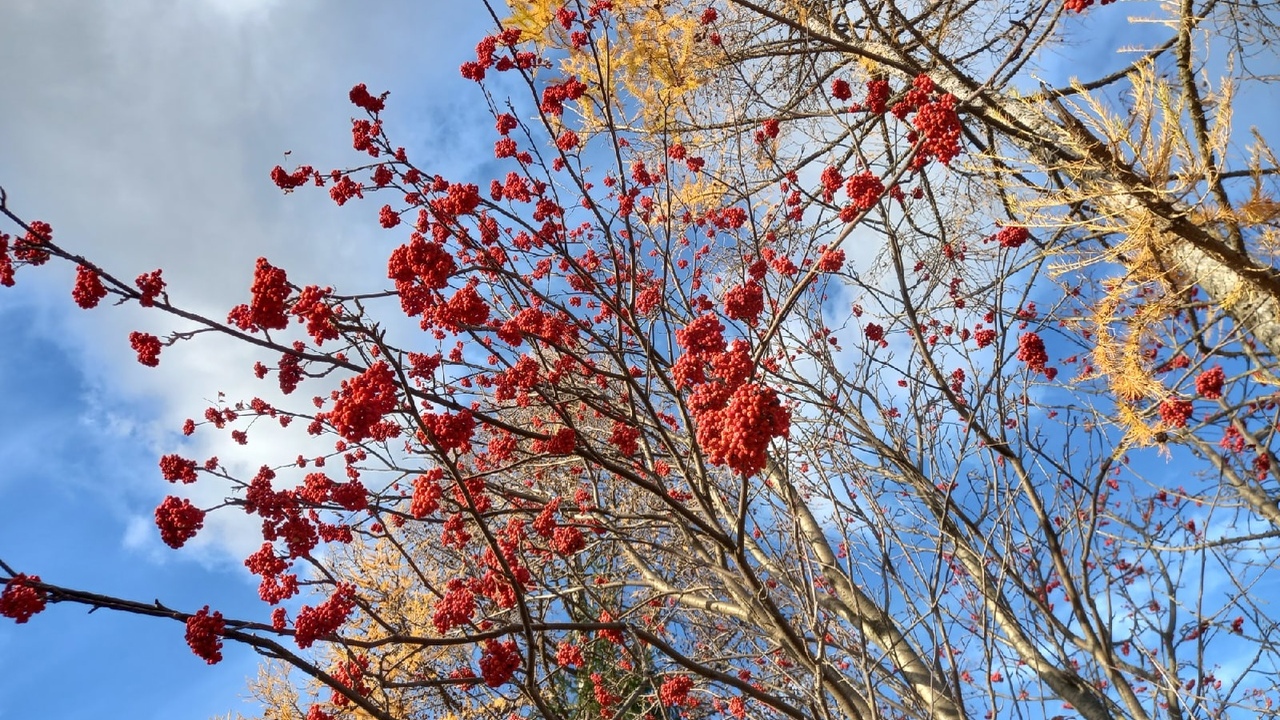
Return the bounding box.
[228,258,291,332]
[864,79,890,114]
[348,83,386,113]
[993,225,1030,248]
[159,453,198,484]
[551,525,586,555]
[411,469,444,518]
[135,269,165,307]
[72,265,107,309]
[270,164,315,190]
[844,172,885,213]
[478,638,521,687]
[432,578,476,633]
[1159,398,1194,428]
[184,606,225,664]
[1016,332,1051,377]
[659,675,696,706]
[129,331,162,367]
[322,361,401,443]
[329,654,370,706]
[1196,366,1225,399]
[864,323,886,345]
[1064,0,1115,13]
[0,574,47,624]
[815,248,845,272]
[724,280,764,324]
[155,495,205,548]
[556,641,584,667]
[293,584,355,648]
[912,92,962,167]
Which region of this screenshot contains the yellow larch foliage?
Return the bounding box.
[241,529,499,720]
[1003,62,1273,443]
[502,0,724,133]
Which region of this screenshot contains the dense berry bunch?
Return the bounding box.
[329,655,371,706]
[556,641,584,667]
[660,675,696,706]
[844,172,885,212]
[696,383,791,477]
[820,166,843,202]
[1016,332,1056,379]
[432,578,476,633]
[294,584,356,648]
[0,574,47,624]
[135,269,165,307]
[155,495,205,548]
[348,83,386,113]
[228,258,291,332]
[159,454,198,484]
[323,361,400,442]
[0,233,13,287]
[864,323,886,345]
[291,285,339,344]
[411,470,444,518]
[864,79,890,114]
[724,280,764,323]
[994,226,1030,248]
[72,265,107,309]
[388,235,458,317]
[816,247,845,272]
[270,164,315,190]
[551,525,586,555]
[1159,398,1194,428]
[184,606,225,664]
[479,639,521,687]
[831,78,852,101]
[1196,366,1225,399]
[423,410,477,453]
[1065,0,1115,13]
[130,331,162,367]
[912,93,962,167]
[610,421,641,456]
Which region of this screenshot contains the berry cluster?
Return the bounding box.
[1016,332,1055,379]
[228,258,291,332]
[411,469,444,518]
[159,454,198,484]
[432,578,476,633]
[478,638,521,687]
[816,248,845,273]
[184,606,225,664]
[293,584,356,648]
[323,361,400,443]
[912,93,962,167]
[1196,366,1225,399]
[556,641,584,667]
[72,265,107,309]
[659,675,696,706]
[155,495,205,549]
[993,225,1030,248]
[724,280,764,324]
[0,574,47,624]
[844,172,885,213]
[135,269,165,307]
[130,331,162,367]
[1159,398,1194,428]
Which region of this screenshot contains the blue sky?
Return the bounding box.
[0,1,1271,718]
